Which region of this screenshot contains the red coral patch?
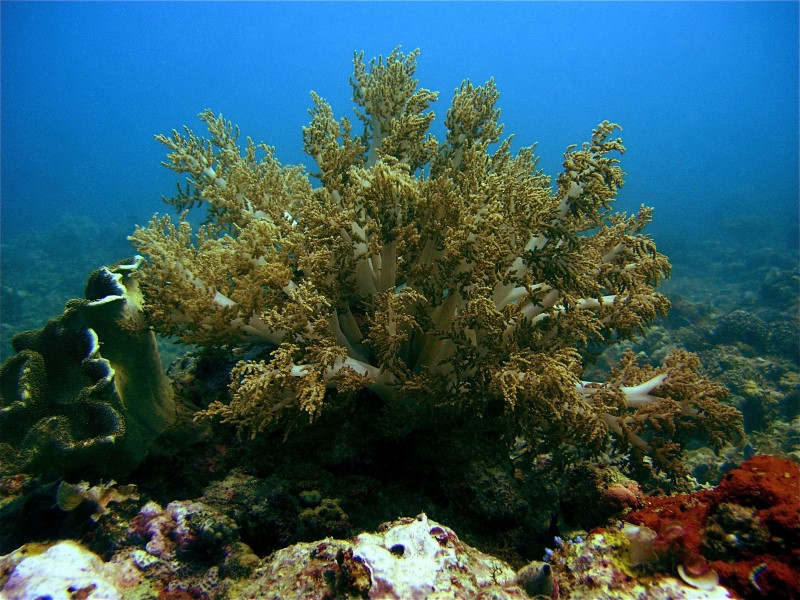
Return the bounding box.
[625,456,800,599]
[715,455,800,548]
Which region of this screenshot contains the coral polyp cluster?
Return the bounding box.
[130,48,741,466]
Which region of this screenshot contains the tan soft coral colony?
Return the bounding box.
[131,48,742,466]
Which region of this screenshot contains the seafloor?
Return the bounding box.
[0,212,798,598]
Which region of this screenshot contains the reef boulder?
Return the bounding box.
[0,540,127,600]
[227,513,528,599]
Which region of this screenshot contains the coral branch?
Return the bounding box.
[130,48,740,463]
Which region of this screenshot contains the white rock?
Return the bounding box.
[0,540,122,600]
[352,513,517,599]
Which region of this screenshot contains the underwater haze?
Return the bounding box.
[3,2,798,234]
[3,5,800,594]
[0,0,798,342]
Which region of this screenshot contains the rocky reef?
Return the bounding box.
[2,47,795,599]
[3,457,795,598]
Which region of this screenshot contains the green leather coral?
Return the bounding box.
[0,257,175,478]
[130,48,742,462]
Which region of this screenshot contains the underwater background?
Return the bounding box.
[1,2,798,356]
[1,3,799,597]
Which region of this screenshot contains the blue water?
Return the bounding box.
[1,1,798,247]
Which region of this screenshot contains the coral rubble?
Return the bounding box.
[0,512,530,599]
